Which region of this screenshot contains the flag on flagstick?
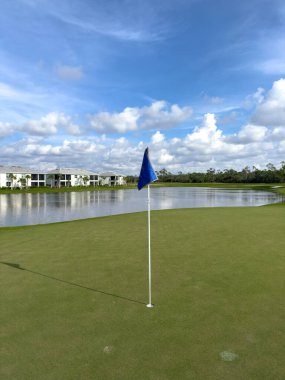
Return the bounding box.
[138,148,157,308]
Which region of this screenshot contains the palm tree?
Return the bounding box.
[17,177,27,188]
[82,175,89,186]
[55,174,63,188]
[47,174,55,188]
[7,173,17,188]
[25,175,31,188]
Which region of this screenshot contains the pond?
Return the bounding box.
[0,187,283,227]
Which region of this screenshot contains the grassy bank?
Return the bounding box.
[0,184,136,194]
[1,205,284,379]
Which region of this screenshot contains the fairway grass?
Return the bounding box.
[1,206,284,379]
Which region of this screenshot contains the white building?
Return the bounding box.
[100,172,126,186]
[0,165,46,188]
[0,165,126,188]
[46,168,100,187]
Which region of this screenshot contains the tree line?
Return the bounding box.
[126,162,285,184]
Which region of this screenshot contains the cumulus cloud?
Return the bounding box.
[151,131,165,144]
[89,101,192,133]
[89,107,139,133]
[186,114,222,144]
[244,87,265,108]
[272,127,285,140]
[20,112,81,136]
[251,78,285,127]
[157,149,174,164]
[2,110,284,173]
[55,65,83,80]
[1,79,284,173]
[227,124,268,144]
[0,122,13,138]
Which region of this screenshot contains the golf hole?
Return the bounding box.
[103,345,114,354]
[219,351,239,361]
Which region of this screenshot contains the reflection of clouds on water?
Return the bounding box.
[156,197,174,210]
[0,188,283,227]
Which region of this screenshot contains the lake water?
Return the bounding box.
[0,187,283,227]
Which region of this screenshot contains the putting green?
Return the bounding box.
[1,206,284,379]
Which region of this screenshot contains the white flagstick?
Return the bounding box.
[146,184,154,308]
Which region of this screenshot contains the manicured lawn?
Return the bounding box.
[0,184,137,194]
[1,206,284,379]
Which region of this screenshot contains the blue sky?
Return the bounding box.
[0,0,284,173]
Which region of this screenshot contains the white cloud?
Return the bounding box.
[0,122,13,138]
[89,107,139,133]
[251,78,285,127]
[2,79,285,173]
[157,149,174,164]
[2,112,285,173]
[243,87,265,108]
[151,131,165,144]
[21,112,80,136]
[272,127,285,140]
[55,65,84,81]
[227,124,268,144]
[89,101,192,133]
[186,114,222,144]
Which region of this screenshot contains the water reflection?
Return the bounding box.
[0,187,283,227]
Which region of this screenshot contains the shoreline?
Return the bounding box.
[1,201,284,230]
[1,182,285,196]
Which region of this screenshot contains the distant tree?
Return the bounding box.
[266,163,276,171]
[125,176,138,184]
[279,161,285,182]
[205,168,216,182]
[126,162,285,185]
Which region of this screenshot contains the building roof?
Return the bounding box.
[47,168,98,175]
[0,165,46,174]
[100,172,124,177]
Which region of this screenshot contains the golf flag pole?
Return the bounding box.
[138,148,158,308]
[147,184,152,307]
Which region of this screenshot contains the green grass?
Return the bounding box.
[0,184,137,194]
[1,206,285,379]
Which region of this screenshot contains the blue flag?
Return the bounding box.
[138,148,158,190]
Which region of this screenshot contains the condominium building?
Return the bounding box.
[46,168,100,187]
[100,172,126,186]
[0,165,126,188]
[0,165,46,188]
